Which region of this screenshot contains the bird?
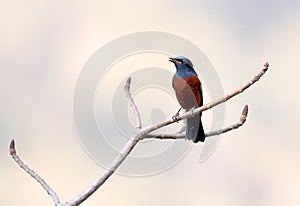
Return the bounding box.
[169,56,206,143]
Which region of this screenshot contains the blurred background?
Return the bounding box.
[1,0,300,205]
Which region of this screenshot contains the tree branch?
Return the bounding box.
[9,139,62,205]
[9,62,269,206]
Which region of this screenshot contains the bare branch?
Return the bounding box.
[9,139,61,205]
[124,77,142,129]
[143,105,249,139]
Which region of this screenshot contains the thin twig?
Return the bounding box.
[205,104,248,137]
[143,105,249,139]
[9,139,61,205]
[124,77,142,129]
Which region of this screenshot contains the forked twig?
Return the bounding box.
[66,62,268,205]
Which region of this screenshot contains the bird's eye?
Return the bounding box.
[177,59,184,64]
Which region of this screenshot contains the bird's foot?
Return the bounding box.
[172,111,180,123]
[172,108,182,123]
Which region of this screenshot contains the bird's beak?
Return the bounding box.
[169,57,175,63]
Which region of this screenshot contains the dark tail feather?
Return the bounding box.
[186,113,206,143]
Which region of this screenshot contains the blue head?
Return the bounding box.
[169,56,198,78]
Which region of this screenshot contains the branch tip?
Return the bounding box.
[240,105,249,122]
[263,62,269,71]
[127,77,131,84]
[124,77,131,90]
[9,139,16,155]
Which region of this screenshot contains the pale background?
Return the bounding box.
[1,0,300,205]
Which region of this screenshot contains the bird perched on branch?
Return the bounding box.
[169,56,206,143]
